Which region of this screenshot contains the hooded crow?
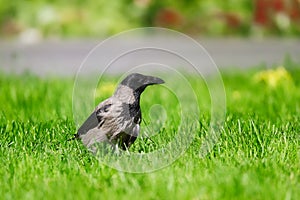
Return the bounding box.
[75,73,164,152]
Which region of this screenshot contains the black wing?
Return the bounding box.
[76,111,99,137]
[75,102,112,137]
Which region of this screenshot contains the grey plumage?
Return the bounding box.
[75,73,164,152]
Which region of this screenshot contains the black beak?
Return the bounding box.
[143,75,165,86]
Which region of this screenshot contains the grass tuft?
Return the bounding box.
[0,63,299,199]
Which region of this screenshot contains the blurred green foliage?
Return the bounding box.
[0,0,299,38]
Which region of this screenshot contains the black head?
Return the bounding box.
[119,73,164,92]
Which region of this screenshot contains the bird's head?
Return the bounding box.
[114,73,164,102]
[121,73,164,91]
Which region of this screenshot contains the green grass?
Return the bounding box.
[0,64,299,200]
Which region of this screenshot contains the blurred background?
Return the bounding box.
[0,0,300,75]
[1,0,300,38]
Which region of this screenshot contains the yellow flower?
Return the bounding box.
[232,90,241,100]
[95,82,116,99]
[254,66,293,88]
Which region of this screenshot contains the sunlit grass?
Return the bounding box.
[0,63,299,199]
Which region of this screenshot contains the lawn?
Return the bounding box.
[0,63,299,200]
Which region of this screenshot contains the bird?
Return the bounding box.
[75,73,164,152]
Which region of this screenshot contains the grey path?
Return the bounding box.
[0,38,299,76]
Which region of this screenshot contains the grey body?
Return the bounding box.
[76,73,164,151]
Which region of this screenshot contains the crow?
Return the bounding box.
[75,73,164,152]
